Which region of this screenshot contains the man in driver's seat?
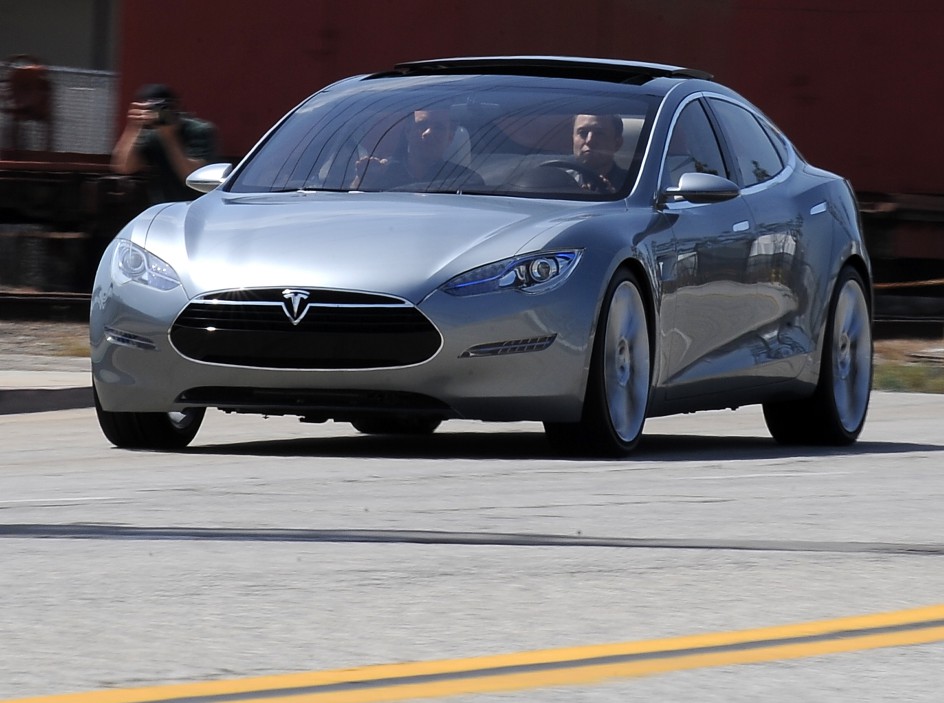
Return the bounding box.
[572,113,627,192]
[351,109,482,191]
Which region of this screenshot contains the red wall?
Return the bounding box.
[117,0,943,195]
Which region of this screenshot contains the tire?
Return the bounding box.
[94,386,205,449]
[545,270,651,456]
[763,266,872,445]
[351,416,442,435]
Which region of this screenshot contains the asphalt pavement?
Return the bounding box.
[0,354,92,415]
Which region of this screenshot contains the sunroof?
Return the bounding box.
[379,56,713,84]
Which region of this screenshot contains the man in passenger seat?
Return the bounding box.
[351,109,482,191]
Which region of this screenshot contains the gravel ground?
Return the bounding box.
[0,321,90,357]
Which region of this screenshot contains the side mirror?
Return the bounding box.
[661,172,740,205]
[186,163,233,193]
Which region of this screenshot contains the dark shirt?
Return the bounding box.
[136,114,216,204]
[576,162,628,193]
[603,163,629,192]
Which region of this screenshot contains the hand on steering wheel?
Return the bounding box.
[539,159,615,194]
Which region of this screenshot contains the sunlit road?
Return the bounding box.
[1,391,943,701]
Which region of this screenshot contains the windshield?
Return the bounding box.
[227,74,659,200]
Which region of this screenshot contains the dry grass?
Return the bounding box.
[873,337,944,393]
[0,321,89,357]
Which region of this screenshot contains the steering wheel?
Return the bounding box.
[539,159,614,194]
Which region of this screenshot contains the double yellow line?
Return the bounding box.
[10,604,944,703]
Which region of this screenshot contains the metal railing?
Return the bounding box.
[1,63,117,154]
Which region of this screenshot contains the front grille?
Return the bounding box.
[170,289,441,369]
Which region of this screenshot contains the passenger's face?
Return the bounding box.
[408,110,453,161]
[573,115,623,174]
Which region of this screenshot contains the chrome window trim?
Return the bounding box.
[634,80,690,201]
[655,91,726,211]
[656,91,798,208]
[703,93,797,194]
[625,82,684,200]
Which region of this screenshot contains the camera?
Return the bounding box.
[148,99,177,126]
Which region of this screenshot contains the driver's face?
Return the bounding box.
[573,115,623,175]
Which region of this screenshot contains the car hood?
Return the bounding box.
[141,191,601,302]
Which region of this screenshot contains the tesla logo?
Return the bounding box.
[281,289,311,325]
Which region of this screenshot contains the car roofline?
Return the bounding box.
[381,56,713,82]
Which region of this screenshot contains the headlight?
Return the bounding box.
[113,240,181,291]
[442,250,582,297]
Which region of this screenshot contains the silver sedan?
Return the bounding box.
[91,56,872,456]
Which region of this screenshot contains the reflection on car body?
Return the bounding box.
[91,56,873,455]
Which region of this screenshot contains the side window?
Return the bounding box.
[709,99,784,187]
[760,119,790,165]
[663,101,727,188]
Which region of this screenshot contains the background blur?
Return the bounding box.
[1,0,941,319]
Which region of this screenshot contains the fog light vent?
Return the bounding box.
[460,335,556,358]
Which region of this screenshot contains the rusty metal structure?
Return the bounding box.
[0,0,941,323]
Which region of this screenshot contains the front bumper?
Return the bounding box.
[91,283,599,423]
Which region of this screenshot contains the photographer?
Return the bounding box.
[111,84,216,205]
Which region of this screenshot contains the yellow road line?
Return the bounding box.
[8,603,944,703]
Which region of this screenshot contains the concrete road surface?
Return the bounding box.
[1,390,942,701]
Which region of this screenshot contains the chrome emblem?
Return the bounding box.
[281,289,311,325]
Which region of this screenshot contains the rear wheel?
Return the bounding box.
[545,270,651,456]
[94,387,205,449]
[763,266,872,445]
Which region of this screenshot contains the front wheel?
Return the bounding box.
[763,266,872,445]
[94,387,205,449]
[545,270,651,456]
